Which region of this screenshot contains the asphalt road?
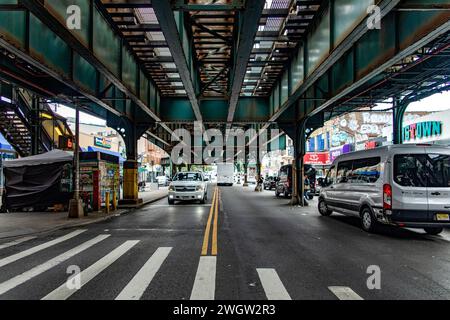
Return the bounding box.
[0,184,449,300]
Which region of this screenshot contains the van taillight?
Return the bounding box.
[383,184,392,210]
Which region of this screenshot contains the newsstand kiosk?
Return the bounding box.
[79,151,120,212]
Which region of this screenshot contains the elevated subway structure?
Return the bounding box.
[0,0,448,206]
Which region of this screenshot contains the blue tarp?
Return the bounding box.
[87,146,126,163]
[0,133,13,151]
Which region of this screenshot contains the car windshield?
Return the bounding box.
[173,173,203,182]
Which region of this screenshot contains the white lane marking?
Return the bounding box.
[42,240,139,300]
[116,247,172,300]
[0,234,109,296]
[148,205,212,208]
[0,229,87,268]
[0,236,36,250]
[328,286,364,300]
[190,256,216,300]
[256,269,292,300]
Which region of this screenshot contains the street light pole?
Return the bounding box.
[68,103,83,218]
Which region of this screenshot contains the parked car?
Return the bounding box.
[168,172,209,205]
[156,175,170,186]
[318,144,450,235]
[263,176,277,190]
[275,164,316,199]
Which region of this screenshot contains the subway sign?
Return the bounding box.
[403,121,442,141]
[94,136,112,149]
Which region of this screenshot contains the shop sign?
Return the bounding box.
[403,121,442,141]
[94,136,112,149]
[329,144,352,163]
[304,152,330,165]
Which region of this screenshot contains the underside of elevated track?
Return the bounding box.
[0,0,448,204]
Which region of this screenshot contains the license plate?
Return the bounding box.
[436,214,450,221]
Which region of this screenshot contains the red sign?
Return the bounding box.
[304,152,330,165]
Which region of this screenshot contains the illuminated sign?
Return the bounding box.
[304,152,330,165]
[94,136,112,149]
[403,121,442,141]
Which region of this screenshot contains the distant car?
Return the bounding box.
[168,172,208,205]
[263,177,277,190]
[156,175,170,186]
[275,164,316,199]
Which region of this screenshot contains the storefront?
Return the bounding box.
[383,109,450,145]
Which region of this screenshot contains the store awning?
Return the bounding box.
[0,133,14,152]
[87,146,126,163]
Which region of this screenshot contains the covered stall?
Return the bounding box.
[2,150,73,211]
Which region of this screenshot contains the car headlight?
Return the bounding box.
[196,185,204,191]
[168,185,175,191]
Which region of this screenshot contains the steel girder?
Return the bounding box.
[152,1,203,122]
[227,0,266,124]
[15,0,175,141]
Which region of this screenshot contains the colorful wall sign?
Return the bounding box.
[94,136,112,149]
[403,121,442,141]
[304,152,330,165]
[329,144,353,163]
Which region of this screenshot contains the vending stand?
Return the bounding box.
[79,151,119,212]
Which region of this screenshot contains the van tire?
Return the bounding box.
[424,227,443,235]
[318,199,332,216]
[168,199,175,205]
[361,207,378,233]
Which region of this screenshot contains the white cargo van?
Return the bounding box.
[318,144,450,235]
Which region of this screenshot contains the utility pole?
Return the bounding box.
[68,103,83,218]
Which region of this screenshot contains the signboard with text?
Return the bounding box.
[94,136,112,149]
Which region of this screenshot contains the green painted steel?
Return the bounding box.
[201,100,228,121]
[29,14,71,76]
[235,98,270,122]
[139,70,149,107]
[307,8,330,77]
[281,72,289,105]
[0,10,26,49]
[73,52,97,93]
[355,13,395,79]
[93,9,120,76]
[333,0,373,47]
[290,46,304,94]
[44,0,90,46]
[121,47,137,95]
[331,50,353,95]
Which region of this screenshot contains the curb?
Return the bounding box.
[0,193,168,241]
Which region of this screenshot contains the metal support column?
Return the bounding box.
[255,145,262,192]
[31,96,41,155]
[393,98,408,145]
[68,104,83,218]
[290,119,308,206]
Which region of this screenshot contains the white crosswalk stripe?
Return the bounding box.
[190,256,216,300]
[0,236,36,251]
[257,268,292,300]
[0,234,109,296]
[0,229,87,268]
[328,286,364,300]
[42,240,139,300]
[116,247,172,300]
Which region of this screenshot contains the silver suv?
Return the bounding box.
[318,144,450,235]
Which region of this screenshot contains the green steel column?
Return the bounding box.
[290,118,308,206]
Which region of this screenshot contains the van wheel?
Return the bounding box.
[361,207,378,233]
[424,227,443,235]
[318,199,332,216]
[168,199,175,205]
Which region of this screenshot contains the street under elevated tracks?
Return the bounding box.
[0,185,449,300]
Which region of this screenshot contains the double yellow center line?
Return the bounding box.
[201,187,219,256]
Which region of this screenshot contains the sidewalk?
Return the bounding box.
[0,188,168,240]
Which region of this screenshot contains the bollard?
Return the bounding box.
[112,191,117,211]
[105,192,110,214]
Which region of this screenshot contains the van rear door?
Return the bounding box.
[424,148,450,222]
[392,150,429,222]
